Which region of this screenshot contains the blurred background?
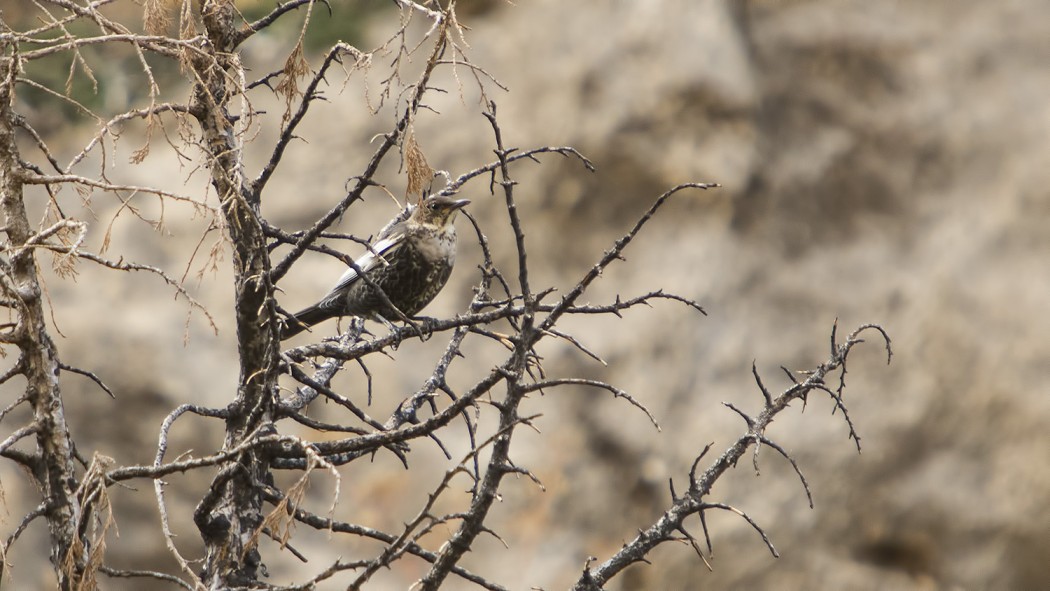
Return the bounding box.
[2,0,1049,589]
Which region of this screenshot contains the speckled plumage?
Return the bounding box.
[281,195,469,339]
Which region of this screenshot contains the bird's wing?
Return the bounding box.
[321,225,408,302]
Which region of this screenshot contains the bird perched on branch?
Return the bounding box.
[280,195,471,339]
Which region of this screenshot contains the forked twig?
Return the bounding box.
[572,324,891,590]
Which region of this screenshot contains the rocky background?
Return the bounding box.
[2,0,1049,589]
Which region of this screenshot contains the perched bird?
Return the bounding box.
[281,195,470,339]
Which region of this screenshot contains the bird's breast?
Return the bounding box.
[410,228,457,266]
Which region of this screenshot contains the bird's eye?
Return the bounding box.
[426,202,437,211]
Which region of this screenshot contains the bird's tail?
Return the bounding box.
[280,304,336,339]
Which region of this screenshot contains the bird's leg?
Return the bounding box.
[374,314,399,335]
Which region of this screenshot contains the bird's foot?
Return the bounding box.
[409,316,437,341]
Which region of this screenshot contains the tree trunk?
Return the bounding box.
[186,1,281,586]
[0,54,83,590]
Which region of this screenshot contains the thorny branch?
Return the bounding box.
[251,42,368,201]
[0,1,892,589]
[269,8,455,283]
[571,322,893,590]
[268,100,719,589]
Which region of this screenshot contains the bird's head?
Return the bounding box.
[413,195,471,228]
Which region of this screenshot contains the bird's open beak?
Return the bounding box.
[448,198,470,211]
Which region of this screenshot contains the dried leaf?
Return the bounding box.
[144,0,172,36]
[275,41,310,119]
[405,130,435,198]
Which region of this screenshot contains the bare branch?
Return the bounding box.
[0,3,893,588]
[540,183,719,333]
[234,0,325,48]
[251,42,368,201]
[440,146,595,196]
[73,251,218,334]
[522,378,660,430]
[17,171,214,210]
[59,362,114,399]
[271,12,453,283]
[350,417,534,590]
[97,566,194,591]
[757,435,814,509]
[259,488,507,591]
[702,502,779,558]
[572,323,890,589]
[0,424,40,456]
[483,102,532,302]
[18,33,200,61]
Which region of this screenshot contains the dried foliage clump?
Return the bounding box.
[0,1,890,589]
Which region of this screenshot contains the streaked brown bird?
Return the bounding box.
[281,195,470,339]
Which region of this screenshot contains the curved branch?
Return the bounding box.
[572,323,891,589]
[521,378,660,429]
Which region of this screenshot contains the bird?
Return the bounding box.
[280,194,471,339]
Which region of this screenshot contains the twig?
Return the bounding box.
[521,378,660,430]
[571,324,891,589]
[59,363,115,398]
[98,566,194,590]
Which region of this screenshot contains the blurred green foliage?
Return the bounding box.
[9,0,392,129]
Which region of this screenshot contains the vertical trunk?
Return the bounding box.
[186,1,280,586]
[0,54,83,590]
